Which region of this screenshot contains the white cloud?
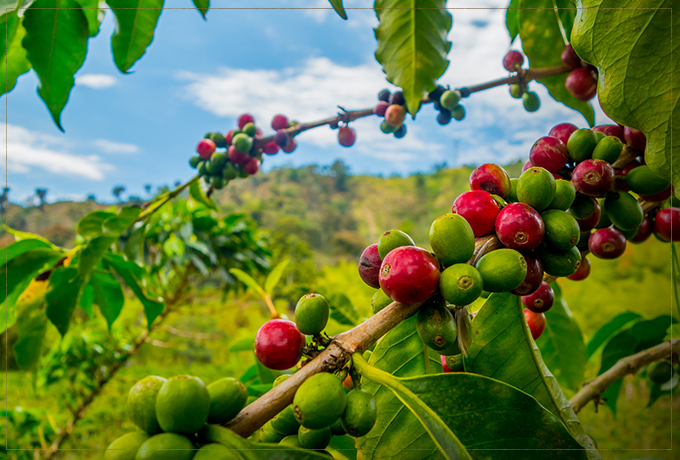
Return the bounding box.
[2,124,114,180]
[76,74,117,89]
[93,139,140,154]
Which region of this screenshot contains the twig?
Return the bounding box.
[569,339,680,413]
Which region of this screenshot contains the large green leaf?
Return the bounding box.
[403,373,586,459]
[0,10,30,95]
[374,0,452,116]
[353,353,471,460]
[107,0,164,73]
[3,226,58,247]
[2,239,54,264]
[586,311,642,358]
[21,0,89,130]
[518,0,594,126]
[91,270,125,329]
[102,206,141,235]
[571,0,678,192]
[76,210,116,238]
[357,315,443,460]
[75,0,101,36]
[327,292,360,327]
[192,0,208,18]
[45,266,84,336]
[123,222,146,266]
[78,235,116,277]
[505,0,520,42]
[598,315,675,414]
[463,293,601,459]
[13,281,49,370]
[535,283,587,391]
[189,179,217,210]
[328,0,347,20]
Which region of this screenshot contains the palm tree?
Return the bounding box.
[112,185,126,202]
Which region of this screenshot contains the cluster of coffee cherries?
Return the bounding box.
[253,294,377,450]
[372,89,409,137]
[561,44,599,102]
[103,374,249,459]
[428,85,467,125]
[188,113,297,190]
[502,50,541,112]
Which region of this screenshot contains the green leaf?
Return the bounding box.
[78,235,116,277]
[264,259,289,295]
[327,292,360,326]
[192,0,208,18]
[328,0,347,20]
[229,335,255,352]
[189,179,218,210]
[75,0,101,36]
[647,373,678,407]
[21,0,89,130]
[91,270,125,329]
[374,0,452,116]
[356,315,443,460]
[45,266,84,336]
[354,353,471,460]
[518,0,594,126]
[587,311,642,358]
[506,0,520,42]
[0,10,30,95]
[13,281,49,370]
[102,206,141,235]
[2,239,54,264]
[76,211,116,239]
[229,268,266,298]
[104,253,164,328]
[535,282,587,391]
[123,222,146,266]
[464,292,601,459]
[571,0,679,192]
[107,0,164,73]
[3,226,57,247]
[598,315,675,414]
[79,282,94,317]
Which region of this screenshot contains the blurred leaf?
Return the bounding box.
[79,282,94,317]
[535,283,587,391]
[21,0,89,130]
[78,235,116,277]
[328,0,347,19]
[587,311,642,358]
[162,233,185,257]
[506,0,520,42]
[192,0,208,17]
[123,222,147,265]
[464,293,600,458]
[354,354,471,460]
[374,0,452,116]
[255,353,280,384]
[229,335,255,352]
[102,206,141,235]
[239,363,259,384]
[3,226,56,247]
[647,373,678,407]
[76,211,116,239]
[76,0,101,36]
[189,179,217,210]
[229,268,266,298]
[13,280,49,370]
[357,316,442,460]
[572,0,678,190]
[0,11,30,95]
[264,259,289,295]
[518,0,594,126]
[91,270,125,329]
[327,292,360,326]
[108,0,164,73]
[45,267,84,336]
[2,239,54,263]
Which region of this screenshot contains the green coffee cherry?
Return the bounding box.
[539,246,581,277]
[377,229,415,259]
[592,136,623,164]
[193,444,232,460]
[206,377,248,424]
[604,191,644,231]
[416,298,459,355]
[380,120,398,134]
[298,426,332,449]
[569,194,597,220]
[294,293,330,335]
[222,163,238,181]
[279,435,303,448]
[260,422,285,443]
[439,264,483,306]
[451,105,466,121]
[509,84,523,99]
[341,389,377,437]
[104,432,150,460]
[197,161,208,175]
[372,288,393,314]
[206,159,222,175]
[330,418,346,436]
[232,133,253,153]
[210,132,227,148]
[522,91,540,112]
[475,249,527,292]
[507,178,519,202]
[127,376,166,435]
[242,122,257,137]
[624,165,671,196]
[211,151,227,167]
[594,131,606,143]
[440,90,461,110]
[135,433,195,460]
[517,167,556,212]
[429,213,475,267]
[189,156,201,168]
[548,180,576,211]
[271,405,300,435]
[273,374,291,388]
[155,375,211,435]
[596,202,613,229]
[541,210,580,250]
[211,177,224,189]
[567,129,598,163]
[293,373,347,429]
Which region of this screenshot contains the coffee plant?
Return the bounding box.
[2,0,678,459]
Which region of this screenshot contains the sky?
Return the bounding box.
[3,0,616,204]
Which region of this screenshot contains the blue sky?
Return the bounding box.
[3,0,615,204]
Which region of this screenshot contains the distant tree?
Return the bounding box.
[35,188,48,209]
[330,160,350,192]
[144,184,153,195]
[86,194,96,203]
[112,186,126,202]
[174,181,181,188]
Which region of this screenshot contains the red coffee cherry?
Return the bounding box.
[373,101,389,117]
[271,114,289,131]
[623,127,646,152]
[243,157,261,175]
[495,203,545,252]
[263,141,280,156]
[524,309,546,340]
[469,163,511,198]
[530,136,568,173]
[238,114,255,129]
[197,139,216,159]
[654,207,680,242]
[358,244,382,289]
[548,123,578,145]
[503,50,524,71]
[254,319,305,370]
[561,44,581,69]
[592,124,625,143]
[452,190,501,237]
[282,137,297,153]
[567,255,591,281]
[228,145,249,165]
[522,282,554,313]
[589,228,627,259]
[511,254,544,296]
[565,68,597,101]
[379,246,440,303]
[338,127,356,147]
[572,159,615,196]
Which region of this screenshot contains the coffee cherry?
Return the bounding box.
[522,160,533,173]
[624,165,670,196]
[232,133,253,154]
[522,282,554,313]
[439,263,484,306]
[243,157,261,175]
[263,141,280,155]
[295,293,330,335]
[495,203,545,251]
[238,114,255,129]
[294,373,346,429]
[589,228,626,259]
[189,156,201,169]
[378,229,415,259]
[629,217,653,243]
[603,191,643,231]
[429,213,475,266]
[640,185,673,202]
[156,375,211,434]
[530,136,568,173]
[228,145,249,165]
[540,246,582,276]
[503,50,524,71]
[380,119,399,133]
[549,180,577,211]
[428,85,446,102]
[476,249,527,292]
[417,298,459,355]
[440,90,462,110]
[592,136,623,164]
[242,122,257,137]
[567,255,591,281]
[452,190,501,236]
[623,126,646,151]
[517,167,556,212]
[569,194,598,220]
[542,209,580,250]
[389,91,406,106]
[359,244,382,289]
[271,405,300,435]
[592,124,625,142]
[225,129,236,145]
[378,88,391,102]
[105,432,150,459]
[394,124,407,138]
[385,104,406,127]
[254,319,305,370]
[197,139,216,159]
[437,109,452,125]
[298,426,332,450]
[374,101,389,117]
[572,159,615,196]
[509,84,523,98]
[522,91,540,112]
[511,254,544,296]
[274,130,290,148]
[470,163,511,198]
[567,128,598,163]
[524,309,546,340]
[272,114,289,131]
[282,137,297,153]
[654,207,680,242]
[338,126,356,147]
[341,389,377,438]
[441,355,452,372]
[136,433,195,460]
[206,377,247,424]
[128,376,166,435]
[561,44,581,69]
[379,246,440,303]
[279,434,303,447]
[547,123,578,146]
[573,202,601,232]
[565,68,597,101]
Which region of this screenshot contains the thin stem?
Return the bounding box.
[551,0,569,46]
